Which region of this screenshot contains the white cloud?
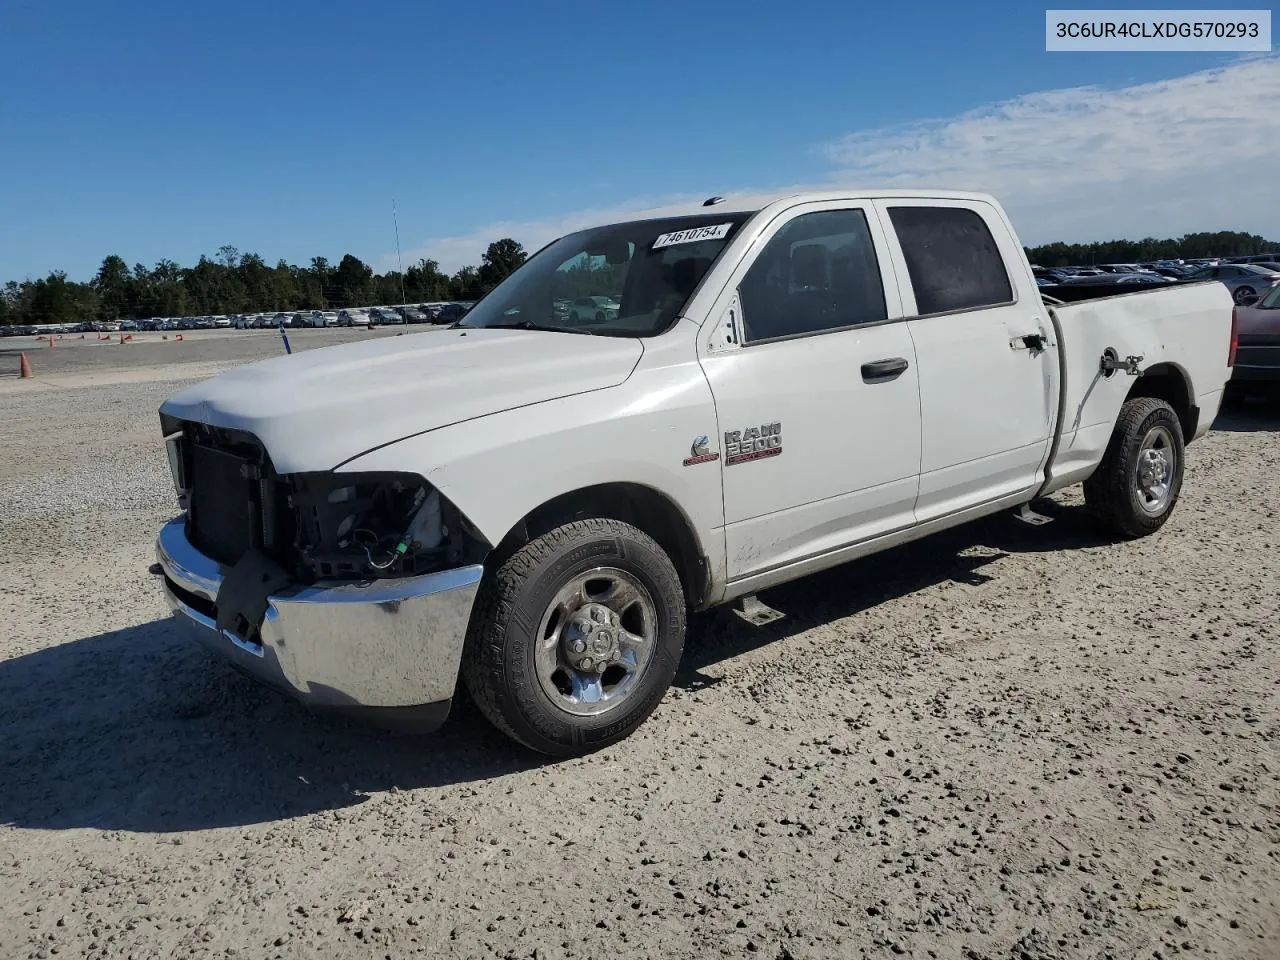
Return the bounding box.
[390,56,1280,271]
[822,55,1280,245]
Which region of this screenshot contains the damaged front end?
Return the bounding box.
[152,416,489,730]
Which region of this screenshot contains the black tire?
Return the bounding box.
[1233,285,1256,305]
[1083,397,1185,539]
[461,518,685,756]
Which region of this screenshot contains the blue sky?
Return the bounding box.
[1,0,1274,282]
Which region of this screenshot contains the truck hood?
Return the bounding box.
[160,329,643,472]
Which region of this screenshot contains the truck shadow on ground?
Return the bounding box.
[674,500,1110,691]
[0,503,1117,834]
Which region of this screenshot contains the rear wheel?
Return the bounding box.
[1233,285,1256,305]
[1084,397,1185,538]
[462,518,685,756]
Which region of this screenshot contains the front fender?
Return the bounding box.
[336,354,727,590]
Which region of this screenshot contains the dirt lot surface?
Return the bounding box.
[1,333,1277,960]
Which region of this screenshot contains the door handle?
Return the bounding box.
[860,357,909,383]
[1010,332,1048,351]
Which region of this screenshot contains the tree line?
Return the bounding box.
[5,228,1278,325]
[1024,230,1277,268]
[0,238,528,326]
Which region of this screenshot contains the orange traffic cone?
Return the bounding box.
[19,353,32,378]
[48,336,54,349]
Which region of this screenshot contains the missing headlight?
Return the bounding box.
[285,472,487,581]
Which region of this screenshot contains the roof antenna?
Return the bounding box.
[703,196,724,206]
[392,199,407,307]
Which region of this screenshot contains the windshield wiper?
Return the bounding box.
[487,319,596,335]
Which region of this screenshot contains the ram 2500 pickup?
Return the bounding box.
[152,190,1236,756]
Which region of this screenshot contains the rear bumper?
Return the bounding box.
[1232,338,1280,382]
[154,517,483,731]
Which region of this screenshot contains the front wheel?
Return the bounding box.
[461,518,685,756]
[1083,397,1185,538]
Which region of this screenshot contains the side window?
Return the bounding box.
[738,209,887,342]
[887,206,1014,315]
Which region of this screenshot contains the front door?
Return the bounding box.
[698,203,923,582]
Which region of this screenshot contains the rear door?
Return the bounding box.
[698,202,922,581]
[873,199,1058,522]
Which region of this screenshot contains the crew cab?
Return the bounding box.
[152,190,1235,756]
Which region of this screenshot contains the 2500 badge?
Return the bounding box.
[724,422,782,465]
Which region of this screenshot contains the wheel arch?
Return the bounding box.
[492,482,711,609]
[1127,362,1197,442]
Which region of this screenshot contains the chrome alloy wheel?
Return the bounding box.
[534,567,658,717]
[1134,424,1177,515]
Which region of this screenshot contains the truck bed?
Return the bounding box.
[1041,280,1234,493]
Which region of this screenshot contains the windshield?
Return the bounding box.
[1242,263,1279,276]
[1258,285,1280,309]
[457,213,753,337]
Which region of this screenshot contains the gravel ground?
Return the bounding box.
[1,337,1277,960]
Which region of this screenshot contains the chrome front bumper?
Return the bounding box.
[154,517,483,727]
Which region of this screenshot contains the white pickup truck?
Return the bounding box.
[153,190,1236,756]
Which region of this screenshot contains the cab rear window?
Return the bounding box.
[888,206,1014,315]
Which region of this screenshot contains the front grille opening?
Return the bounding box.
[178,423,293,571]
[163,573,216,621]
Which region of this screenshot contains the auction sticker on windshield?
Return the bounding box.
[653,223,733,249]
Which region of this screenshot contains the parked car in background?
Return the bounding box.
[372,308,405,325]
[568,296,621,324]
[401,306,429,323]
[433,302,470,324]
[1115,273,1172,285]
[213,316,232,328]
[1186,263,1280,304]
[1226,283,1280,400]
[338,309,371,327]
[1226,253,1280,265]
[1032,267,1072,284]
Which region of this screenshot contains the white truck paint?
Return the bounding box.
[154,190,1234,754]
